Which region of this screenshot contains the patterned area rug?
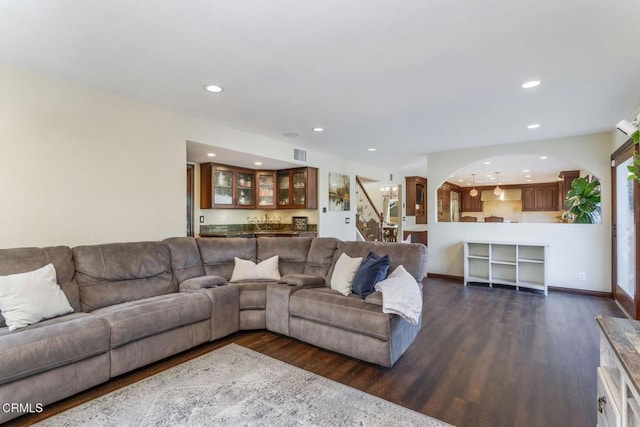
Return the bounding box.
[36,344,451,426]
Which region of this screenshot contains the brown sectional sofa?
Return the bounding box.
[0,236,427,423]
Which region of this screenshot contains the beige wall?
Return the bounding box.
[0,65,388,248]
[427,132,613,292]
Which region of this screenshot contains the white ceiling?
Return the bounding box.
[2,1,639,176]
[187,141,298,170]
[445,154,581,186]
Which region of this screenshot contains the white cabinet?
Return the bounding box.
[463,241,549,295]
[597,317,640,427]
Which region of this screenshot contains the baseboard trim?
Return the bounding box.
[427,274,613,299]
[427,273,464,284]
[548,286,613,299]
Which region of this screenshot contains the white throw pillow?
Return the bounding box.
[0,263,73,331]
[330,253,363,296]
[230,256,281,282]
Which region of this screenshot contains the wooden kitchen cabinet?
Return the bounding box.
[461,190,482,212]
[276,167,317,209]
[522,184,559,211]
[406,176,427,224]
[200,163,255,209]
[535,186,558,211]
[202,164,317,210]
[256,171,276,209]
[522,188,535,211]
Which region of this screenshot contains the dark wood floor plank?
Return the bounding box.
[13,278,626,427]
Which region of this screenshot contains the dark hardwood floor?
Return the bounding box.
[12,278,625,427]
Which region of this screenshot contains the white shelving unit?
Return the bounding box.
[463,241,549,295]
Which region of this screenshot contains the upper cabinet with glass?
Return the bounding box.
[201,163,317,210]
[256,171,276,208]
[201,163,256,209]
[277,168,318,209]
[435,155,601,224]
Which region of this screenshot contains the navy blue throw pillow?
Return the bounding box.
[352,252,391,298]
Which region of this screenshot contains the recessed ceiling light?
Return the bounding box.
[525,174,532,178]
[368,148,377,152]
[466,183,471,186]
[527,179,533,182]
[483,161,491,165]
[527,124,541,129]
[486,174,492,178]
[540,156,548,160]
[489,177,496,180]
[458,179,463,182]
[204,85,223,93]
[312,127,324,132]
[523,169,530,173]
[521,80,541,89]
[254,161,262,166]
[207,153,216,157]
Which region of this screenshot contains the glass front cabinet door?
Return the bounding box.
[235,170,255,208]
[292,169,307,207]
[257,171,276,208]
[277,171,291,207]
[213,168,234,207]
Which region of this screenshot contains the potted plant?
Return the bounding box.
[564,177,601,224]
[627,130,640,182]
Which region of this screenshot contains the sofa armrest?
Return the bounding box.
[278,274,325,287]
[179,275,227,292]
[198,284,240,340]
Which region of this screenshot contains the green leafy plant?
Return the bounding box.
[627,130,640,182]
[564,177,601,224]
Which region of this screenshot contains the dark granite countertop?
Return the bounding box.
[596,315,640,394]
[200,231,317,238]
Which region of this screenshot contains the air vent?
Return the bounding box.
[293,148,307,163]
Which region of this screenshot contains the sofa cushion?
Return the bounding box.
[230,256,280,282]
[0,312,109,385]
[197,238,256,279]
[303,238,340,278]
[164,237,205,284]
[330,253,362,296]
[352,252,390,299]
[236,282,270,310]
[257,237,313,275]
[74,241,177,312]
[0,263,73,330]
[90,293,211,348]
[0,246,79,328]
[289,288,397,341]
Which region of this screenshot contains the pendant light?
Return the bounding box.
[493,172,502,196]
[470,174,478,197]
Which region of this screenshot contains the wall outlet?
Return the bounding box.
[579,272,586,281]
[199,216,204,223]
[345,217,350,224]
